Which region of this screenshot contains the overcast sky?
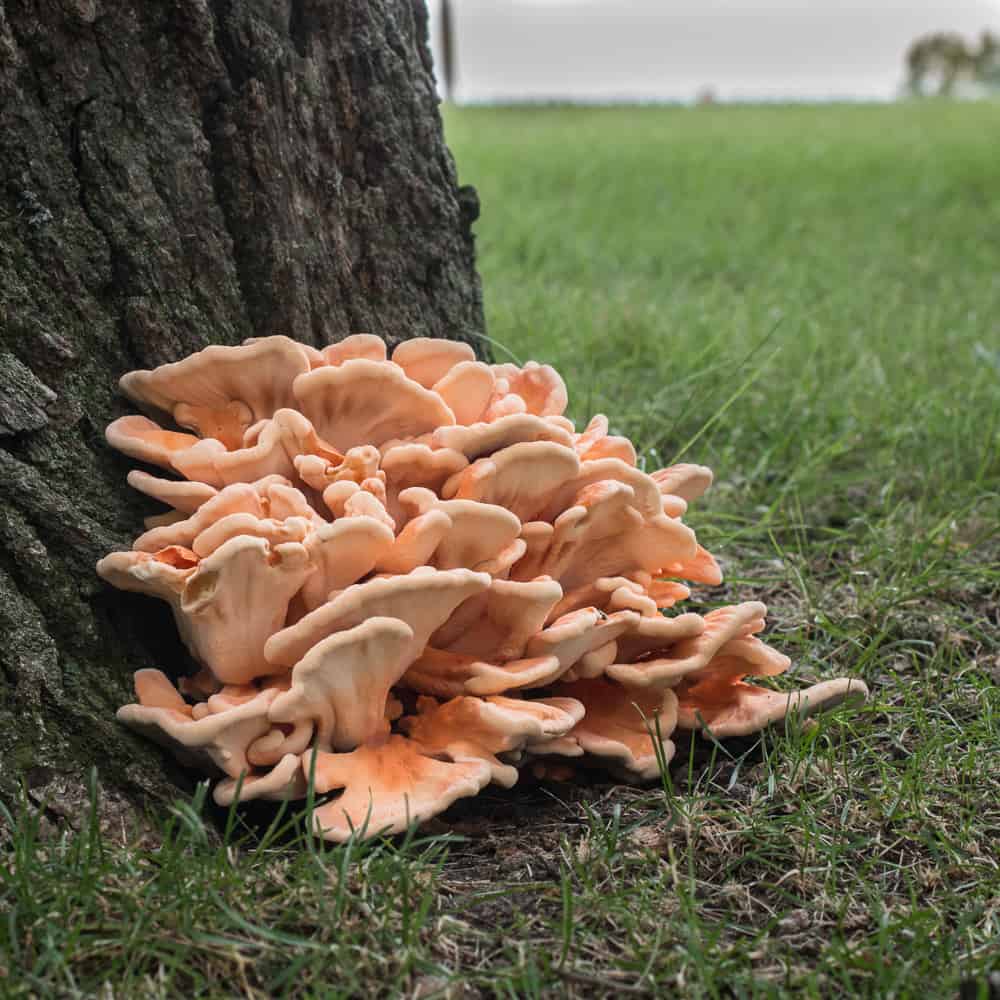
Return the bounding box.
[428,0,1000,101]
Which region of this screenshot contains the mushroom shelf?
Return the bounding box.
[98,335,867,841]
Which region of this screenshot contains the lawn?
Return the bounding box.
[3,102,999,997]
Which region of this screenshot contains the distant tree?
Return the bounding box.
[905,31,1000,97]
[974,31,1000,87]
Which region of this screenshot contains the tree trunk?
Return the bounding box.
[0,0,484,828]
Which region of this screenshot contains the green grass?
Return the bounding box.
[3,102,999,997]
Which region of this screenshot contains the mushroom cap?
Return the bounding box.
[402,648,565,699]
[379,444,468,523]
[663,544,723,586]
[127,470,218,515]
[432,412,574,460]
[398,488,522,571]
[307,735,492,842]
[573,414,637,465]
[402,694,585,787]
[178,535,314,685]
[132,482,269,553]
[320,334,388,366]
[539,458,666,522]
[106,415,203,471]
[432,361,496,425]
[96,547,199,605]
[265,567,491,669]
[532,480,697,589]
[391,337,476,388]
[292,359,455,450]
[213,753,308,807]
[650,464,714,503]
[443,441,581,523]
[117,669,277,778]
[494,361,568,418]
[299,516,396,612]
[677,673,869,739]
[606,604,764,689]
[551,677,679,781]
[432,576,564,661]
[525,608,640,674]
[168,408,342,489]
[268,617,415,751]
[120,336,311,436]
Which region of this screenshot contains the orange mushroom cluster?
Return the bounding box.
[98,335,867,841]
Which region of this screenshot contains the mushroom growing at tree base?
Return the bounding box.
[97,334,868,841]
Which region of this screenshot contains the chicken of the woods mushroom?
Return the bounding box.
[98,335,867,841]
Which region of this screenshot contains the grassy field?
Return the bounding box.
[3,103,999,997]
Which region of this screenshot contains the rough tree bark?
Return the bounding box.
[0,0,484,828]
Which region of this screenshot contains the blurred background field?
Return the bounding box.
[448,102,999,524]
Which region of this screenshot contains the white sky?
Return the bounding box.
[428,0,1000,101]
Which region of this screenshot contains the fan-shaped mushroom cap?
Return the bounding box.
[533,480,698,589]
[299,516,395,611]
[191,513,312,559]
[378,444,468,523]
[169,408,343,488]
[402,648,565,698]
[127,470,218,515]
[676,637,868,737]
[551,677,679,780]
[321,480,396,529]
[548,577,660,621]
[559,639,620,683]
[402,694,584,787]
[573,415,637,465]
[398,488,523,571]
[443,441,581,523]
[525,608,640,674]
[294,446,382,492]
[117,669,277,778]
[573,414,609,455]
[510,521,555,580]
[473,537,528,578]
[307,736,492,842]
[391,337,476,388]
[432,412,574,461]
[268,617,415,750]
[375,509,454,574]
[177,536,313,684]
[492,361,568,418]
[131,482,296,553]
[647,580,691,609]
[432,576,563,661]
[120,336,311,443]
[293,359,455,450]
[432,361,496,425]
[491,695,586,738]
[650,464,714,503]
[664,544,723,586]
[96,547,199,606]
[539,458,665,522]
[320,334,387,366]
[213,753,308,806]
[607,604,764,689]
[106,415,203,470]
[265,567,491,669]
